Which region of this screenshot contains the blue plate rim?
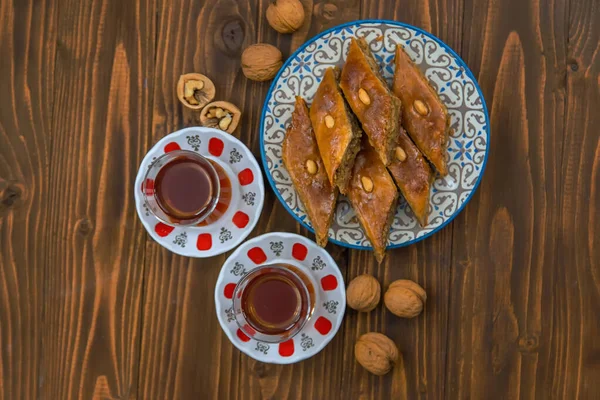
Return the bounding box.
[259,19,491,250]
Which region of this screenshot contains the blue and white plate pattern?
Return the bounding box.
[260,20,490,249]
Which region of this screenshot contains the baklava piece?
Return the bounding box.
[283,96,339,247]
[347,141,399,263]
[340,37,402,166]
[310,67,362,194]
[387,127,434,227]
[393,44,450,176]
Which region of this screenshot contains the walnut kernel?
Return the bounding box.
[176,73,216,110]
[200,101,241,134]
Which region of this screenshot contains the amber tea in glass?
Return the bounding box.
[143,150,221,225]
[233,265,315,343]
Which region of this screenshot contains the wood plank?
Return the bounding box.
[39,0,155,398]
[2,0,597,398]
[139,1,260,399]
[227,2,363,399]
[557,0,600,397]
[323,2,464,399]
[340,234,454,400]
[446,0,571,398]
[139,0,361,398]
[0,1,57,399]
[361,0,464,49]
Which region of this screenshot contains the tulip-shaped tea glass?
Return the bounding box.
[232,264,316,343]
[142,150,223,226]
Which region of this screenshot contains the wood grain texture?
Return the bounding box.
[362,0,464,49]
[223,3,364,399]
[139,1,359,399]
[38,0,155,398]
[559,0,600,397]
[445,0,582,398]
[0,1,56,399]
[1,0,599,398]
[139,1,259,399]
[334,1,464,399]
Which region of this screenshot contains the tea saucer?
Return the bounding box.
[134,127,265,258]
[215,233,346,364]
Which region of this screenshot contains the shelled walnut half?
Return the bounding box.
[200,101,241,134]
[177,73,216,110]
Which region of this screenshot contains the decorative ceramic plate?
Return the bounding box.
[215,233,346,364]
[260,20,490,249]
[134,127,265,257]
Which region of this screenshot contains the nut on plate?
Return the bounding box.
[355,332,399,375]
[241,44,283,82]
[358,88,371,105]
[305,159,318,175]
[346,274,380,312]
[177,73,216,110]
[200,101,241,134]
[413,99,429,116]
[266,0,305,34]
[324,115,335,128]
[361,176,374,193]
[395,146,407,162]
[384,279,427,318]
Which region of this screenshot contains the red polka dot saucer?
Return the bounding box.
[134,127,265,258]
[215,233,346,364]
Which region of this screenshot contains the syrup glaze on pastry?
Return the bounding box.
[283,96,338,246]
[387,127,434,227]
[347,140,399,263]
[340,38,402,166]
[310,67,362,194]
[393,44,450,176]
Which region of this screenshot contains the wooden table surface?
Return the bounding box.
[1,0,598,398]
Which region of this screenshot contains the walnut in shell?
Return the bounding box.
[200,101,241,134]
[177,73,216,110]
[346,274,380,312]
[241,44,283,82]
[355,332,399,375]
[266,0,305,34]
[384,279,427,318]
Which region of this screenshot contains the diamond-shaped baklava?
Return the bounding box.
[347,141,399,263]
[340,37,402,166]
[283,96,339,247]
[310,67,362,195]
[387,127,434,227]
[393,44,450,176]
